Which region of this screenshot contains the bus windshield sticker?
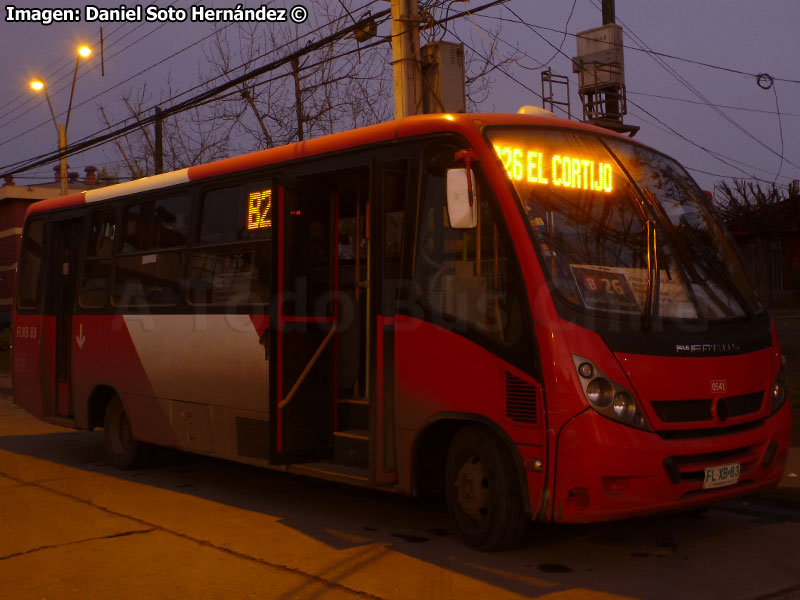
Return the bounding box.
[493,145,613,192]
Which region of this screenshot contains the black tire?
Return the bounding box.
[103,395,153,470]
[445,426,529,550]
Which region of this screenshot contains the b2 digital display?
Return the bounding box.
[247,189,272,230]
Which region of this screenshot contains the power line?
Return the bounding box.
[0,0,386,154]
[583,0,799,174]
[3,0,508,176]
[771,83,785,183]
[0,0,184,130]
[453,4,793,184]
[491,4,798,183]
[478,12,800,85]
[1,8,394,175]
[627,90,800,118]
[540,0,577,69]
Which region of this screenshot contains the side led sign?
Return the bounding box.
[494,145,614,192]
[247,189,272,230]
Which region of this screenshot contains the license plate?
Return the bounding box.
[703,462,741,489]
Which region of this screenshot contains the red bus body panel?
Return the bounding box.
[553,401,790,522]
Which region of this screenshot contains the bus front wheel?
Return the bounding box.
[104,395,152,470]
[445,426,528,550]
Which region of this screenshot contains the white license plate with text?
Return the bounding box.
[703,462,741,489]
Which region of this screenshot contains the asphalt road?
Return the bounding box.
[2,394,800,600]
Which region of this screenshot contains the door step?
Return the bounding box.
[333,429,369,468]
[45,416,77,428]
[287,461,370,486]
[336,398,369,431]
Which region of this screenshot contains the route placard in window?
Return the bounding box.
[570,265,640,313]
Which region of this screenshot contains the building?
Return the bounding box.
[0,166,103,314]
[725,195,800,305]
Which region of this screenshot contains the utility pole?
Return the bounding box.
[602,0,615,25]
[58,124,67,197]
[391,0,423,119]
[291,57,304,141]
[601,0,618,119]
[154,106,164,175]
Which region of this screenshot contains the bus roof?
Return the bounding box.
[25,112,639,218]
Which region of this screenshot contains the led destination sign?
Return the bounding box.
[247,189,272,230]
[494,145,614,192]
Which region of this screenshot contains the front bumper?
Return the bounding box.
[551,401,791,523]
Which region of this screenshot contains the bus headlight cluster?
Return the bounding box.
[573,355,651,431]
[771,364,787,415]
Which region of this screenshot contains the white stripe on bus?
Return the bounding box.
[84,168,190,203]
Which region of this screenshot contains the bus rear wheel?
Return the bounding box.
[445,426,528,550]
[104,395,152,470]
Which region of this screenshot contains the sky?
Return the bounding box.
[0,0,798,197]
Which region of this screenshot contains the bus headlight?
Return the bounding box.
[573,355,651,431]
[771,366,787,414]
[586,378,613,407]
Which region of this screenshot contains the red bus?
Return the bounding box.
[12,112,791,549]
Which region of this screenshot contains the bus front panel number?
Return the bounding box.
[247,189,273,230]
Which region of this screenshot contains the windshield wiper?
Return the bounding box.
[641,220,660,330]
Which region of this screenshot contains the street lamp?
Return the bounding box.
[29,44,92,196]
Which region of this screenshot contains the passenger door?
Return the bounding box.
[44,217,85,420]
[270,183,337,463]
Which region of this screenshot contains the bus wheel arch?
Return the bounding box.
[87,385,117,430]
[103,393,153,470]
[412,415,531,550]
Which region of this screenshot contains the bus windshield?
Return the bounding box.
[487,127,762,321]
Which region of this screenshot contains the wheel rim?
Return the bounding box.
[454,454,490,523]
[119,411,132,449]
[111,408,133,456]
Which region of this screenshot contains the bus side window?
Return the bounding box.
[79,209,116,309]
[16,218,46,310]
[414,145,523,344]
[87,209,116,258]
[115,252,184,307]
[189,184,272,307]
[115,196,190,308]
[124,196,190,252]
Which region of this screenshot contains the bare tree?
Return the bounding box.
[98,80,235,179]
[715,179,800,302]
[200,1,393,150]
[98,0,517,175]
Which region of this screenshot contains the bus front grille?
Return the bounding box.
[651,399,712,422]
[651,391,764,426]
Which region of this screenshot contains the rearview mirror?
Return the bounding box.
[446,168,478,229]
